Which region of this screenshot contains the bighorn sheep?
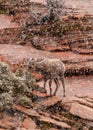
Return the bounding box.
[27,58,65,97]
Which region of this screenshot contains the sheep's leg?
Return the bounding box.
[44,78,47,93]
[61,75,65,97]
[49,79,52,96]
[53,78,59,96]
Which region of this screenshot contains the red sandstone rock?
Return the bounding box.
[22,117,37,130]
[39,116,71,129]
[0,114,20,129]
[40,96,62,108]
[31,91,49,98]
[13,104,40,118]
[70,102,93,120]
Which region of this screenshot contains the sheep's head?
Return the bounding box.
[27,58,37,72]
[27,58,45,73]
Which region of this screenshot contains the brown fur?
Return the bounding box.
[27,58,65,97]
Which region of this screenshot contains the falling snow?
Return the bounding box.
[0,0,93,129]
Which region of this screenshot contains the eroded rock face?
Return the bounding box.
[70,102,93,120]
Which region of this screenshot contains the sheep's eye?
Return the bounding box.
[28,66,32,69]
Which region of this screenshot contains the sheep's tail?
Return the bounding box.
[61,60,65,71]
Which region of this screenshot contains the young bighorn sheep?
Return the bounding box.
[27,58,65,97]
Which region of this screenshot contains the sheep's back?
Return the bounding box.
[38,59,65,77]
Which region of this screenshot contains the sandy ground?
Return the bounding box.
[30,0,93,15]
[0,14,19,29]
[65,0,93,15]
[30,0,46,4]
